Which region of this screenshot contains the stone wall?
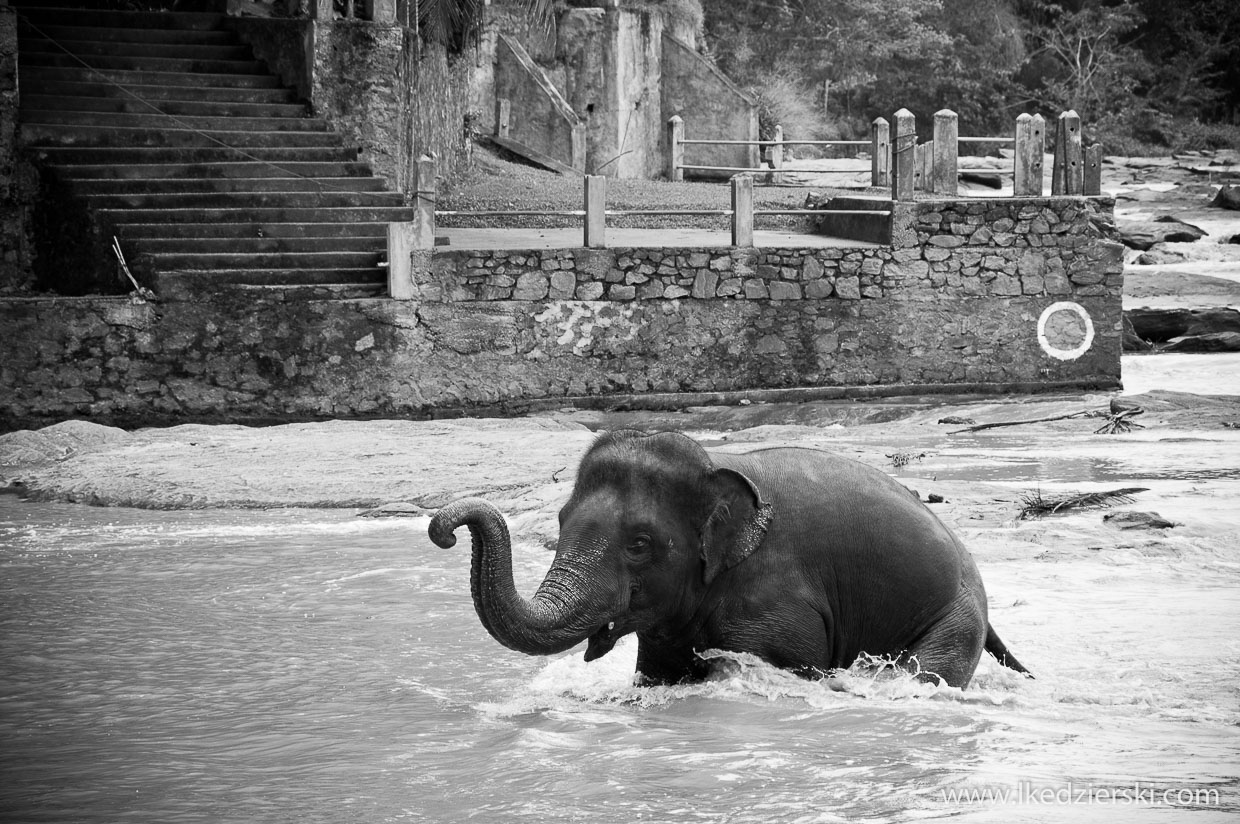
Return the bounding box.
[660,33,758,178]
[0,196,1123,430]
[495,32,583,171]
[232,18,473,189]
[1,3,33,292]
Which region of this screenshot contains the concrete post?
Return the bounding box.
[584,174,606,248]
[1014,112,1044,196]
[931,109,958,196]
[667,115,684,182]
[311,0,333,20]
[913,141,930,191]
[1084,143,1103,196]
[570,123,586,173]
[870,117,889,187]
[731,174,753,248]
[413,154,436,249]
[387,222,415,300]
[369,0,396,24]
[389,153,436,299]
[1052,110,1083,196]
[769,124,784,184]
[494,98,511,139]
[891,108,916,202]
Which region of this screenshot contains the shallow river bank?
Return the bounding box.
[2,354,1239,821]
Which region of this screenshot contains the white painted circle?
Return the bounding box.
[1037,301,1095,360]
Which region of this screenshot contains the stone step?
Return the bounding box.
[85,189,406,209]
[23,109,331,133]
[156,268,388,288]
[14,3,402,291]
[14,7,229,32]
[19,32,251,59]
[100,206,418,226]
[20,78,295,103]
[55,160,374,180]
[19,36,252,62]
[12,0,217,8]
[29,145,361,164]
[22,123,347,148]
[19,65,283,88]
[15,22,238,46]
[21,49,267,75]
[68,176,391,195]
[20,94,309,119]
[117,221,393,240]
[144,250,384,270]
[123,236,387,255]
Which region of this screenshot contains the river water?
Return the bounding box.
[1,489,1237,823]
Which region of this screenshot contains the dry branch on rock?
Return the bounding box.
[948,411,1093,434]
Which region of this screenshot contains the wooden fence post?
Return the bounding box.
[1084,143,1103,196]
[932,109,958,196]
[870,116,889,187]
[494,98,511,139]
[891,108,916,202]
[1014,112,1044,196]
[731,174,753,247]
[667,115,684,182]
[770,124,784,184]
[1052,110,1083,195]
[584,174,606,248]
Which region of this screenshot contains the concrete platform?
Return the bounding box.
[437,227,880,251]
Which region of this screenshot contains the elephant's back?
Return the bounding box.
[712,446,974,650]
[711,446,944,537]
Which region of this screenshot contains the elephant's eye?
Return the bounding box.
[627,534,653,558]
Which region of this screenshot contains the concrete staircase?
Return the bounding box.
[15,0,412,294]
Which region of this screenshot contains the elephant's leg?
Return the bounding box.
[898,586,987,689]
[635,636,711,685]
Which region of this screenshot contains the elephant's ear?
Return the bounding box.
[700,467,773,585]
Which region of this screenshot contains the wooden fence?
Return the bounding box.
[669,108,1103,200]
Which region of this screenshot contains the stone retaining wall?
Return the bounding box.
[0,197,1124,430]
[0,4,33,293]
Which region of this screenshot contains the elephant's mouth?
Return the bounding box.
[584,619,624,662]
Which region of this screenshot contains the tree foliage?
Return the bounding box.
[699,0,1240,147]
[411,0,553,52]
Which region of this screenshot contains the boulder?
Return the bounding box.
[1126,307,1240,343]
[1135,242,1240,265]
[1103,511,1176,530]
[1160,331,1240,353]
[1209,185,1240,210]
[1117,216,1208,250]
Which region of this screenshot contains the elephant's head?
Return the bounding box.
[428,431,772,662]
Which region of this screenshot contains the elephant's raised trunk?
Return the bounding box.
[429,497,609,656]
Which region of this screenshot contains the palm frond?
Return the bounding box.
[1018,487,1149,520]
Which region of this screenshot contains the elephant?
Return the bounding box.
[429,430,1030,688]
